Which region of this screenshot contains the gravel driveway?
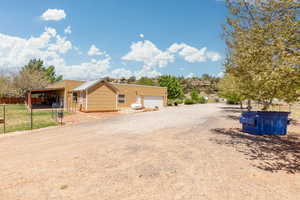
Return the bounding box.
[0,104,299,200]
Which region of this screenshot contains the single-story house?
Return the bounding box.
[27,79,167,112]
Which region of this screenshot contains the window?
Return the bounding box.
[72,92,78,103]
[118,94,125,104]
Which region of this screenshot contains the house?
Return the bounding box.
[27,79,167,112]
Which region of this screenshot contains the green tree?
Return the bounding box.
[191,89,200,102]
[13,67,50,96]
[223,0,300,110]
[128,76,136,83]
[218,73,245,108]
[45,65,63,83]
[158,75,184,99]
[22,59,62,83]
[137,77,156,86]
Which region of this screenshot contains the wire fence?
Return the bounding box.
[0,104,64,134]
[248,102,300,119]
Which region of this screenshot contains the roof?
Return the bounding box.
[111,83,167,89]
[29,87,65,93]
[73,80,100,91]
[47,80,85,89]
[73,79,119,93]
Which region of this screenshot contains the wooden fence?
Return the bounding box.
[0,97,25,104]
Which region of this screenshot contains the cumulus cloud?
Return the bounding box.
[111,68,133,78]
[0,27,71,69]
[87,44,107,56]
[58,57,111,80]
[217,71,224,77]
[0,27,111,80]
[64,26,72,34]
[186,72,195,78]
[168,43,221,62]
[48,35,72,54]
[122,40,174,69]
[139,33,144,38]
[41,9,66,21]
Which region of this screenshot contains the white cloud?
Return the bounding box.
[168,43,221,62]
[139,33,144,38]
[87,44,106,56]
[122,40,174,69]
[48,35,72,54]
[111,68,133,78]
[74,46,82,55]
[217,71,224,77]
[0,27,66,69]
[41,9,66,21]
[64,26,72,34]
[133,68,161,78]
[0,27,111,80]
[58,57,111,80]
[186,72,195,78]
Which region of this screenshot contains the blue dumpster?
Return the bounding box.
[240,111,290,135]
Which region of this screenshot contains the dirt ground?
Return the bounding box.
[0,104,299,200]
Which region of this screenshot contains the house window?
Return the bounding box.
[72,92,78,103]
[118,94,125,104]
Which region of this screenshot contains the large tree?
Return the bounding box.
[23,59,62,83]
[218,73,245,108]
[13,68,50,96]
[223,0,300,110]
[158,75,184,99]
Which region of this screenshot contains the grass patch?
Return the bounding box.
[0,104,64,134]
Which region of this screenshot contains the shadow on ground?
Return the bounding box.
[211,128,300,174]
[219,106,244,121]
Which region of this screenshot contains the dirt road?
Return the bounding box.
[0,104,299,200]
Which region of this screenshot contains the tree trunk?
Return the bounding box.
[247,100,252,111]
[240,101,243,109]
[262,99,273,111]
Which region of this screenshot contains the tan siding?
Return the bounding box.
[65,80,85,111]
[86,83,117,111]
[112,84,167,108]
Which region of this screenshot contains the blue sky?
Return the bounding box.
[0,0,227,80]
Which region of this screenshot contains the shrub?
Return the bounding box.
[167,99,174,106]
[226,97,239,105]
[197,96,207,104]
[191,89,200,102]
[175,99,183,105]
[184,98,195,105]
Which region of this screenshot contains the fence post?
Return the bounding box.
[3,105,5,134]
[30,106,33,130]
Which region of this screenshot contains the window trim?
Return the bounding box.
[118,94,125,104]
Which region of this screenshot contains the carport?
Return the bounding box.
[26,88,65,109]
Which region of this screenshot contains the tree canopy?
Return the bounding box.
[23,59,63,83]
[223,0,300,110]
[158,75,184,99]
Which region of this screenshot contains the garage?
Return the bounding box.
[143,96,164,108]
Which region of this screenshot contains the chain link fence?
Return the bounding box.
[0,104,64,134]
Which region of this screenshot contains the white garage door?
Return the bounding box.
[144,96,164,108]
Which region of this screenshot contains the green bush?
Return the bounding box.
[197,96,207,104]
[191,89,200,102]
[226,97,239,105]
[184,98,195,105]
[167,99,174,106]
[175,99,183,105]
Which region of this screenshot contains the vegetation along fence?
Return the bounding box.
[0,104,65,134]
[0,97,25,104]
